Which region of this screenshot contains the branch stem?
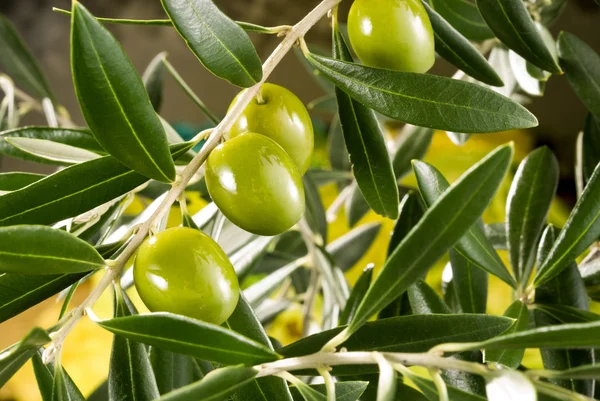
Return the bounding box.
[47,0,343,353]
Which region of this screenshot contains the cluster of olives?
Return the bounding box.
[133,0,435,325]
[134,84,314,324]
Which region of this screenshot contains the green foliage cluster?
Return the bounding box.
[0,0,599,400]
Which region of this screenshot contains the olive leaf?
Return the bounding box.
[577,114,600,192]
[345,144,512,337]
[306,53,537,133]
[109,287,160,401]
[476,0,561,74]
[0,225,105,274]
[0,172,44,192]
[96,312,280,365]
[32,352,85,401]
[289,382,368,401]
[413,160,515,286]
[339,265,373,325]
[155,365,258,401]
[0,126,105,165]
[507,147,558,287]
[534,162,600,287]
[392,125,434,181]
[71,2,176,182]
[485,301,529,368]
[332,26,399,220]
[557,32,600,118]
[224,294,293,401]
[429,0,494,41]
[0,14,55,100]
[422,1,503,86]
[0,272,87,324]
[0,327,51,387]
[161,0,263,88]
[143,52,167,112]
[0,143,192,227]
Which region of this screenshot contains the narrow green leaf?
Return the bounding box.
[346,145,513,336]
[449,249,488,313]
[484,223,507,250]
[32,352,85,401]
[0,143,191,227]
[340,265,373,325]
[534,162,600,287]
[0,126,105,165]
[328,116,350,173]
[328,222,381,272]
[306,54,537,133]
[557,32,600,118]
[225,294,293,401]
[408,280,451,315]
[161,0,262,88]
[71,2,176,182]
[290,382,367,401]
[51,363,85,401]
[303,173,328,244]
[109,287,159,401]
[546,364,600,380]
[0,14,55,100]
[0,327,50,387]
[411,374,487,401]
[156,365,258,401]
[345,184,371,228]
[307,95,337,115]
[413,160,515,287]
[280,314,512,375]
[0,272,86,324]
[5,136,100,164]
[422,1,503,86]
[536,226,589,311]
[97,312,280,365]
[486,301,529,368]
[387,192,424,256]
[476,0,562,74]
[143,52,167,112]
[509,51,546,97]
[429,0,494,41]
[534,225,593,395]
[0,172,44,192]
[533,305,600,324]
[392,126,434,181]
[333,26,399,219]
[0,225,104,274]
[456,320,600,350]
[533,310,594,396]
[507,147,558,287]
[150,348,198,394]
[579,114,600,189]
[290,381,327,401]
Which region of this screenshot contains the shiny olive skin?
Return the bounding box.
[205,133,305,236]
[229,83,314,174]
[347,0,435,73]
[134,227,239,325]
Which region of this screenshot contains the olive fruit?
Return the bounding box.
[134,227,239,325]
[229,83,314,174]
[347,0,435,73]
[205,133,305,236]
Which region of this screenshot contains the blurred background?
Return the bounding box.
[0,0,599,399]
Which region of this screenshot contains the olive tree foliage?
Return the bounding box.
[0,0,599,400]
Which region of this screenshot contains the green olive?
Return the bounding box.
[133,227,239,325]
[205,133,305,236]
[347,0,435,73]
[229,83,314,174]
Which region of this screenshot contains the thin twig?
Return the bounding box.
[45,0,344,355]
